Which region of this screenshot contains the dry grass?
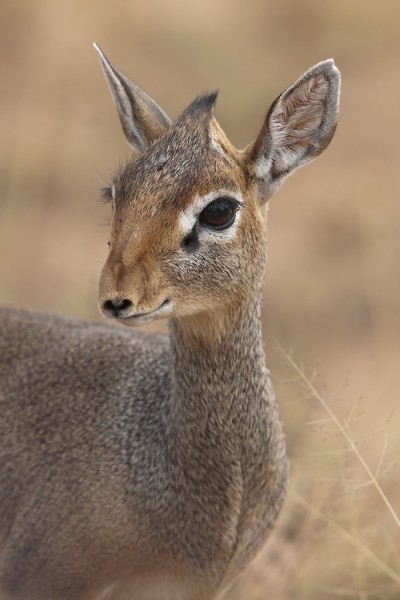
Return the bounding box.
[228,351,400,599]
[0,1,399,598]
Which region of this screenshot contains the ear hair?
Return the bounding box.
[247,59,340,202]
[93,43,171,153]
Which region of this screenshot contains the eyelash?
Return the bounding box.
[101,186,113,203]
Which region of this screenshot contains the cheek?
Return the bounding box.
[165,243,245,303]
[162,212,265,294]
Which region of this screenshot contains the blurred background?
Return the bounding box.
[0,1,399,598]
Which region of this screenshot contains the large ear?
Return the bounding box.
[93,43,172,153]
[246,59,340,202]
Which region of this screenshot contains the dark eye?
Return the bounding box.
[199,197,239,230]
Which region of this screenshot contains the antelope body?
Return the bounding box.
[0,47,340,600]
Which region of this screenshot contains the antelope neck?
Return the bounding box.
[169,286,269,439]
[168,285,286,579]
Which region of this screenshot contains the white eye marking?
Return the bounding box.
[178,190,243,240]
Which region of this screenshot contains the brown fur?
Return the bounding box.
[0,50,340,600]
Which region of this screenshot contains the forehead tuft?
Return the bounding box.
[114,92,242,211]
[181,91,218,117]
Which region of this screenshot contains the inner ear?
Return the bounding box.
[273,74,329,157]
[245,59,340,203]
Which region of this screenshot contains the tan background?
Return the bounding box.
[1,1,399,598]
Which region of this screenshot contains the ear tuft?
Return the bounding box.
[247,59,340,202]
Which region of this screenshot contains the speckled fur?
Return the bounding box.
[0,51,340,600]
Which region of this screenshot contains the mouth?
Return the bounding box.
[121,299,171,325]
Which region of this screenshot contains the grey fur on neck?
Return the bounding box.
[169,288,287,585]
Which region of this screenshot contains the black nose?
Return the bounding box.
[102,298,133,317]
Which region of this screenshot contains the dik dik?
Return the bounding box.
[0,47,340,600]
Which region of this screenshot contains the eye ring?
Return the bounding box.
[198,197,240,231]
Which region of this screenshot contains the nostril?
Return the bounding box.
[118,298,133,311]
[102,298,133,317]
